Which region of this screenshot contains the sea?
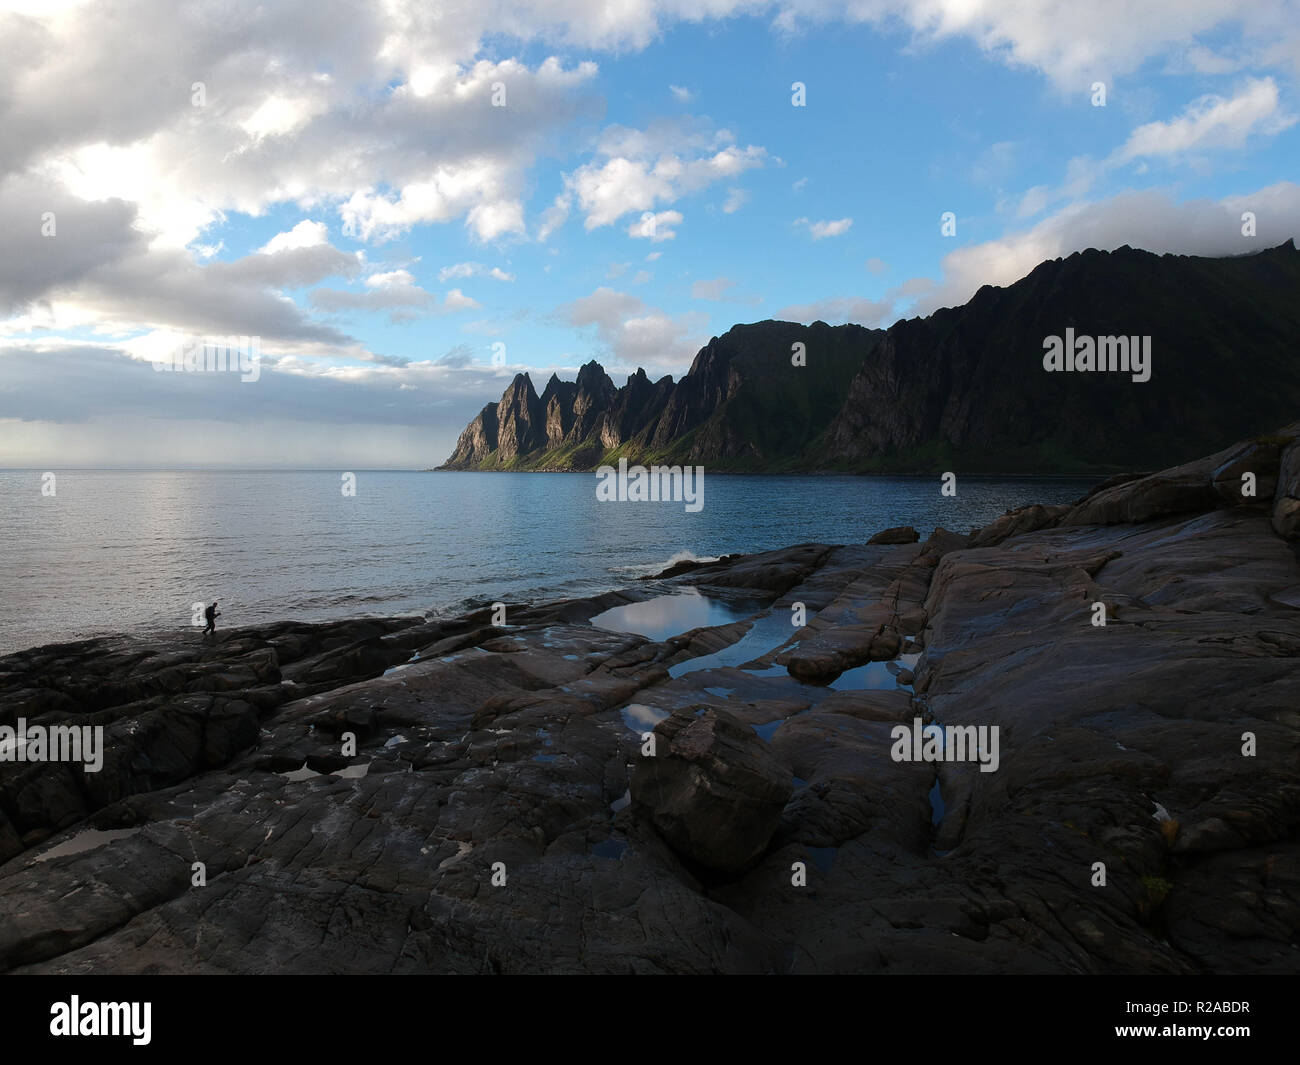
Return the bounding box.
[0,469,1093,656]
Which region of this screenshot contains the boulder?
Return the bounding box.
[868,526,919,545]
[969,504,1072,548]
[631,708,792,874]
[1272,434,1300,539]
[783,624,901,680]
[1065,433,1297,527]
[1211,441,1282,503]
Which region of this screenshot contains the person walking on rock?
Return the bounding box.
[203,600,221,636]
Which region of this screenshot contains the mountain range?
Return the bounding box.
[440,240,1300,474]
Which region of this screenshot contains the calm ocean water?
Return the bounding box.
[0,469,1093,656]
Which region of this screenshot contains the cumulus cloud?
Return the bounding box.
[208,244,363,289]
[0,173,144,315]
[0,169,362,346]
[555,286,708,372]
[3,5,605,249]
[779,0,1300,91]
[1114,77,1296,162]
[563,118,767,231]
[259,220,329,254]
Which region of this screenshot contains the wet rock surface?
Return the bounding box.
[631,709,792,874]
[2,429,1299,974]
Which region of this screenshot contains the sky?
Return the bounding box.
[1,0,1298,468]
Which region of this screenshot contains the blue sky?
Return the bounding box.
[1,0,1297,467]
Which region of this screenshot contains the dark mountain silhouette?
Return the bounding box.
[440,240,1300,474]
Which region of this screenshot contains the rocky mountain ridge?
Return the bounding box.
[441,241,1300,474]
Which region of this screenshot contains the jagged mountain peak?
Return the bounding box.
[440,242,1300,474]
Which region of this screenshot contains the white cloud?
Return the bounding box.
[365,269,416,288]
[1115,77,1296,162]
[556,286,708,371]
[627,209,683,242]
[787,0,1300,91]
[1007,80,1294,226]
[438,262,515,282]
[536,193,571,242]
[210,244,363,290]
[439,262,481,281]
[796,216,853,239]
[259,220,329,254]
[669,84,694,102]
[722,188,749,213]
[912,181,1300,316]
[444,288,482,311]
[565,119,767,230]
[1015,185,1052,219]
[240,94,324,140]
[13,12,602,250]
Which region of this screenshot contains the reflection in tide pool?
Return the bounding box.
[592,588,757,643]
[828,661,898,691]
[668,608,795,679]
[34,826,141,863]
[621,703,670,733]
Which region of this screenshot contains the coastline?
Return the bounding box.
[2,424,1297,974]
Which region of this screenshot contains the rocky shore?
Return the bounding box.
[2,426,1298,974]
